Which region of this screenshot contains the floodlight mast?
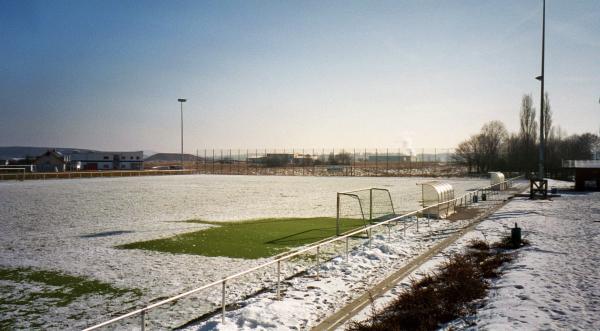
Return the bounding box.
[537,0,546,180]
[178,98,187,169]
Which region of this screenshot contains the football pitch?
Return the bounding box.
[118,217,367,259]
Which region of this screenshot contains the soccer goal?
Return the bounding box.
[336,188,396,235]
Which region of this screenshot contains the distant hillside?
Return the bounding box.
[144,153,199,162]
[0,146,96,160]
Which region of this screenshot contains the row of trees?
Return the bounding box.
[454,94,599,175]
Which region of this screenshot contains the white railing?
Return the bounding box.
[83,175,525,331]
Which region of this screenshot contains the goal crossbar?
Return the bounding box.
[336,187,396,235]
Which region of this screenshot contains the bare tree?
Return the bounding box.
[454,138,476,173]
[479,121,508,171]
[519,94,537,143]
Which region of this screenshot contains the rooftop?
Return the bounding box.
[562,160,600,169]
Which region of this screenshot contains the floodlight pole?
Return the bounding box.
[178,98,187,169]
[537,0,546,180]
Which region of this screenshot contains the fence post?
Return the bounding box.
[222,279,226,323]
[345,236,349,262]
[276,260,281,299]
[140,309,145,331]
[336,193,340,236]
[316,246,320,280]
[387,224,391,242]
[369,189,373,222]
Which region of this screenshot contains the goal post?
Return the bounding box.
[336,188,396,235]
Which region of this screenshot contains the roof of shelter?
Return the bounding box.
[562,160,600,169]
[419,181,454,194]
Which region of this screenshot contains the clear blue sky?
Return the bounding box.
[1,0,598,152]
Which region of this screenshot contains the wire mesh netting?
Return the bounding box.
[337,188,396,228]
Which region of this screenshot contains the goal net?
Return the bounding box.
[336,188,396,235]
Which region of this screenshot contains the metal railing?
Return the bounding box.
[0,167,26,181]
[83,175,524,330]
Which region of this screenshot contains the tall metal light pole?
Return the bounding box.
[536,0,546,180]
[178,98,187,169]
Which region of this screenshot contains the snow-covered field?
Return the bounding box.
[179,186,519,330]
[0,175,487,329]
[347,179,600,330]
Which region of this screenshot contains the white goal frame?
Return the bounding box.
[336,187,396,235]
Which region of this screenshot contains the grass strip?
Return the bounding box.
[118,217,367,259]
[0,267,142,328]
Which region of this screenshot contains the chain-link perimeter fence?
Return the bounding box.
[150,148,462,177]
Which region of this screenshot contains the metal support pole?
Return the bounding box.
[387,225,391,242]
[345,236,349,262]
[353,148,356,176]
[336,193,340,236]
[276,260,281,299]
[140,309,145,331]
[292,148,295,175]
[302,148,305,176]
[180,101,184,169]
[369,189,373,222]
[221,280,226,323]
[375,148,378,176]
[386,148,389,175]
[316,246,320,280]
[538,0,546,181]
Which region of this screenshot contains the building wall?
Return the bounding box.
[575,168,600,190]
[71,151,144,170]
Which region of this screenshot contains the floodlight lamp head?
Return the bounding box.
[535,76,543,81]
[178,98,187,102]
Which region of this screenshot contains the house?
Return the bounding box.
[70,151,144,171]
[34,150,68,172]
[562,160,600,190]
[265,153,294,166]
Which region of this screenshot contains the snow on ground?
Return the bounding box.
[183,221,467,331]
[0,175,488,329]
[346,179,600,330]
[182,188,515,331]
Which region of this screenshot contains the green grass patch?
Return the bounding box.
[118,217,367,259]
[0,267,142,306]
[0,267,142,329]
